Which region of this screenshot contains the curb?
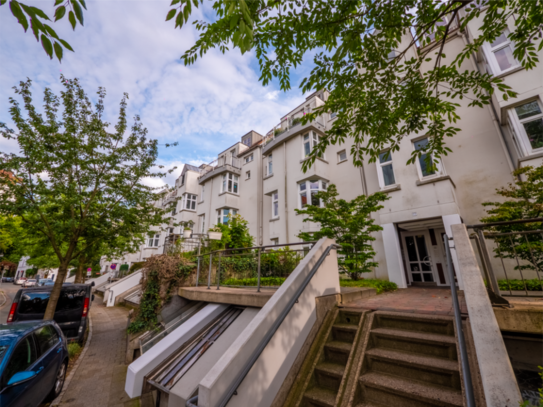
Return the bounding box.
[50,314,93,406]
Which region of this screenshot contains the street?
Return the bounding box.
[0,282,20,323]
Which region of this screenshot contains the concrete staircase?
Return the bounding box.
[351,311,463,407]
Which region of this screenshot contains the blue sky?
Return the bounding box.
[0,0,313,188]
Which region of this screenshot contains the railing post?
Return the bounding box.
[217,252,221,291]
[207,253,212,290]
[195,257,200,287]
[475,228,501,295]
[257,249,262,293]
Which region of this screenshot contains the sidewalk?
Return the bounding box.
[57,296,136,407]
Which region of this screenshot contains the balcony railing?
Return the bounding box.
[199,156,241,179]
[267,102,325,144]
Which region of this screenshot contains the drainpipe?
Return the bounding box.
[284,141,290,244]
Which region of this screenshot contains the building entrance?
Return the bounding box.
[402,231,436,283]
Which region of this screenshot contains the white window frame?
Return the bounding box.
[507,99,543,155]
[200,185,205,203]
[298,179,327,209]
[413,137,443,180]
[266,154,273,176]
[184,193,197,210]
[482,28,519,75]
[302,131,321,158]
[272,192,279,219]
[170,202,177,216]
[337,150,347,163]
[200,215,205,233]
[246,170,251,180]
[216,208,238,225]
[147,234,160,247]
[221,173,239,194]
[376,149,397,189]
[244,154,254,164]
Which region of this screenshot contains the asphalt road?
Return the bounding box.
[0,282,21,323]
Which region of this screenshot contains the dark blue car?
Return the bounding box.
[0,321,68,407]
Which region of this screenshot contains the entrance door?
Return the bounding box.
[403,232,436,283]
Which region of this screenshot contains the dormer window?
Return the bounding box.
[242,134,252,147]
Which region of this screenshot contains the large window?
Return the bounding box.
[266,154,273,176]
[303,132,320,157]
[221,173,239,194]
[299,179,327,208]
[183,193,197,210]
[272,192,279,218]
[217,208,238,225]
[509,100,543,154]
[414,138,441,178]
[147,234,160,247]
[483,29,519,75]
[377,150,396,188]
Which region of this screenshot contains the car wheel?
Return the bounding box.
[46,361,67,402]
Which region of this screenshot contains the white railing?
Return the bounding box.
[199,156,241,179]
[103,271,143,307]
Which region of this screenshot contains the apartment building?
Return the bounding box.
[116,6,542,290]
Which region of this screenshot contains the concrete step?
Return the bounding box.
[365,348,461,390]
[314,362,345,391]
[369,328,458,361]
[302,387,337,407]
[372,311,454,337]
[331,323,358,343]
[324,341,352,366]
[336,309,364,326]
[359,372,463,407]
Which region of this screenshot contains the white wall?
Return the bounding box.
[103,271,142,307]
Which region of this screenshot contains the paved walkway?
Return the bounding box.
[58,296,135,407]
[343,287,469,316]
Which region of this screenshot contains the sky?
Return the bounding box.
[0,0,312,188]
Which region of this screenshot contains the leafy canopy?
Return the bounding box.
[296,184,388,280]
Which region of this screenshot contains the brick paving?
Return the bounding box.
[58,296,137,407]
[343,287,468,316]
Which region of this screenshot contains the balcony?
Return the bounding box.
[198,155,242,184]
[163,190,177,206]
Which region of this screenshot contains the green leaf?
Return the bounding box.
[54,0,63,5]
[43,24,59,40]
[30,16,39,40]
[58,38,74,51]
[0,0,7,6]
[68,10,76,29]
[78,0,86,10]
[70,0,83,25]
[166,9,176,21]
[54,6,66,21]
[29,6,50,20]
[175,11,183,28]
[170,0,180,5]
[41,34,53,59]
[54,41,63,61]
[10,1,29,32]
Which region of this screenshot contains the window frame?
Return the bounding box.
[244,154,254,164]
[184,193,197,210]
[413,137,443,180]
[272,191,279,219]
[200,215,205,234]
[508,99,543,155]
[266,154,273,176]
[337,150,347,163]
[298,179,327,209]
[302,131,321,159]
[221,173,240,194]
[216,208,238,225]
[246,170,251,180]
[200,185,205,203]
[376,149,397,189]
[147,233,160,248]
[482,28,519,75]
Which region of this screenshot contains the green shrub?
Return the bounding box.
[68,342,82,359]
[498,279,543,291]
[222,277,286,287]
[339,279,397,294]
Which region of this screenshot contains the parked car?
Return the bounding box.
[7,284,94,343]
[0,320,69,407]
[37,279,55,287]
[14,278,26,285]
[22,279,37,288]
[1,277,13,283]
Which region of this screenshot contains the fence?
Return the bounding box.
[467,218,543,301]
[195,242,315,291]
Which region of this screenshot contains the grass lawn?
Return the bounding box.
[340,279,397,294]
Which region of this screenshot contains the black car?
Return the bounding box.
[7,284,94,343]
[0,320,69,407]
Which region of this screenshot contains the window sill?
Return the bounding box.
[269,217,280,222]
[263,174,274,180]
[518,150,543,163]
[416,175,455,188]
[180,209,197,213]
[300,156,329,165]
[493,65,524,80]
[198,201,204,205]
[337,159,348,165]
[219,191,240,197]
[145,247,159,250]
[380,184,401,193]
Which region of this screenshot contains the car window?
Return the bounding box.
[4,336,37,382]
[34,326,59,355]
[57,288,86,311]
[18,292,50,314]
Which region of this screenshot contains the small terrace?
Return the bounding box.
[198,155,242,184]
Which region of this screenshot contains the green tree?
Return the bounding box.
[296,184,388,280]
[0,215,25,263]
[0,76,173,320]
[481,165,543,276]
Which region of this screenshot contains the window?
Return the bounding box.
[242,134,252,147]
[483,29,519,75]
[414,138,441,178]
[221,173,239,194]
[244,154,253,163]
[271,238,279,246]
[200,215,205,233]
[377,150,396,188]
[337,150,347,163]
[298,180,327,208]
[184,193,197,210]
[34,325,59,355]
[330,112,337,120]
[217,208,238,225]
[170,203,177,216]
[272,192,279,218]
[169,228,174,234]
[424,15,456,43]
[266,154,273,176]
[246,171,251,180]
[180,174,185,186]
[200,185,205,202]
[303,132,320,157]
[509,100,543,153]
[148,234,160,247]
[4,336,37,381]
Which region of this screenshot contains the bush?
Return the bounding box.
[498,279,542,291]
[222,277,286,286]
[339,279,397,294]
[68,342,82,359]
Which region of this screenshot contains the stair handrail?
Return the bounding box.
[185,243,339,407]
[443,234,476,407]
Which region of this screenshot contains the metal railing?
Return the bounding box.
[195,242,315,292]
[186,242,338,407]
[443,234,475,407]
[198,156,242,178]
[468,218,543,302]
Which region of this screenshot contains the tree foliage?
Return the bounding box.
[296,184,388,280]
[0,76,173,319]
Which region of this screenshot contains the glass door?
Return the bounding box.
[404,233,435,283]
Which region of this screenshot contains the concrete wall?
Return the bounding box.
[103,271,142,307]
[197,237,341,407]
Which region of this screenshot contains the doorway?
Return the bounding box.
[402,231,436,284]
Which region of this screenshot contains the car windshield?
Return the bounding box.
[18,288,87,314]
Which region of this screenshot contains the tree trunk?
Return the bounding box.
[75,256,86,284]
[44,262,69,320]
